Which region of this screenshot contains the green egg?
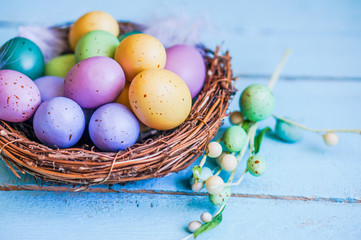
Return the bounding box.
[240,84,275,122]
[222,126,247,152]
[75,30,120,63]
[247,155,266,177]
[118,30,142,42]
[0,37,44,79]
[209,186,231,205]
[275,118,303,143]
[45,54,75,78]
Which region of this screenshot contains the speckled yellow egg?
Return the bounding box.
[114,34,166,82]
[129,69,191,130]
[68,11,119,51]
[114,82,131,109]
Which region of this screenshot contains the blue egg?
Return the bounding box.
[89,103,139,152]
[33,97,85,148]
[275,118,303,143]
[34,76,64,102]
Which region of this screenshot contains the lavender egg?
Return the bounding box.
[34,76,64,102]
[0,69,41,122]
[33,97,85,149]
[165,44,206,98]
[89,103,139,151]
[64,56,125,108]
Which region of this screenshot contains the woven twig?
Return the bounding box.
[0,22,236,186]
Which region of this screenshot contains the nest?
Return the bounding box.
[0,22,236,187]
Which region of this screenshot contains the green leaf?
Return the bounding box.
[241,120,250,131]
[192,166,202,182]
[194,207,225,239]
[254,127,271,154]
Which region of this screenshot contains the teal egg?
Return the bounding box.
[118,31,142,42]
[240,84,275,122]
[247,155,266,177]
[209,186,231,205]
[0,37,44,79]
[75,30,120,63]
[275,118,303,143]
[222,126,247,152]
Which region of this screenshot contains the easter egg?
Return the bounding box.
[0,37,44,79]
[247,155,266,177]
[114,34,166,82]
[68,11,119,51]
[114,82,131,109]
[118,30,142,42]
[222,126,247,152]
[129,69,192,130]
[75,30,120,63]
[45,54,75,78]
[275,118,303,143]
[209,186,231,205]
[165,44,206,98]
[240,84,275,122]
[33,97,85,149]
[89,103,139,151]
[34,76,64,102]
[0,70,41,122]
[64,56,125,108]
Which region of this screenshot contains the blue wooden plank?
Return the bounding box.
[0,191,360,240]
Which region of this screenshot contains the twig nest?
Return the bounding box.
[205,175,224,194]
[275,118,303,143]
[220,154,238,172]
[209,186,231,205]
[323,132,338,146]
[207,141,223,158]
[200,212,213,223]
[188,221,202,233]
[247,155,266,177]
[240,84,275,122]
[222,126,247,152]
[230,111,244,125]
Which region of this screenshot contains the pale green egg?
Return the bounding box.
[209,186,231,205]
[222,126,247,152]
[247,155,266,177]
[45,54,75,78]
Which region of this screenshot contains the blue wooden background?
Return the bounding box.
[1,0,361,239]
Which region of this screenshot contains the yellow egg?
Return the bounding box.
[114,82,131,109]
[68,11,119,51]
[114,34,166,82]
[129,69,192,130]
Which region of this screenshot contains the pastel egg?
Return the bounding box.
[118,30,142,42]
[64,56,125,108]
[34,76,64,102]
[209,186,231,205]
[68,11,119,51]
[0,37,44,79]
[75,30,120,63]
[275,118,303,143]
[44,54,75,78]
[129,69,192,130]
[0,69,41,122]
[222,126,247,152]
[114,34,166,82]
[89,103,139,151]
[114,81,131,109]
[33,97,85,149]
[165,44,206,98]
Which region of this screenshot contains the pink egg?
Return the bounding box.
[165,44,206,98]
[0,69,41,122]
[64,56,125,108]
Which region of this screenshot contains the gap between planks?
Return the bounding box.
[0,184,360,204]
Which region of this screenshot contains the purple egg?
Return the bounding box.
[64,56,125,108]
[34,76,64,102]
[165,44,206,98]
[33,97,85,149]
[89,103,139,151]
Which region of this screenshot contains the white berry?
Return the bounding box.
[220,154,238,172]
[230,111,244,125]
[216,152,226,166]
[188,221,202,233]
[200,212,213,223]
[192,181,204,192]
[323,132,338,146]
[205,175,224,194]
[207,142,223,158]
[199,167,213,181]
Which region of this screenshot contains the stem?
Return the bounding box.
[273,114,361,134]
[214,168,222,176]
[221,169,247,187]
[268,48,292,90]
[198,154,208,168]
[181,233,194,240]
